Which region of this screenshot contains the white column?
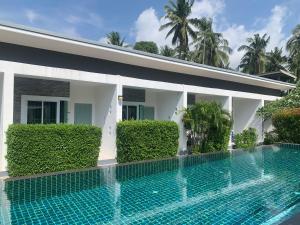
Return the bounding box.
[178,90,187,153]
[0,71,14,172]
[96,82,122,163]
[224,96,233,147]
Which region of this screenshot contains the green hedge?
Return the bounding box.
[6,124,102,177]
[272,108,300,143]
[116,120,179,163]
[235,128,258,149]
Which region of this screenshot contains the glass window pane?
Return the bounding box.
[27,101,42,124]
[139,105,144,120]
[144,107,155,120]
[74,103,92,124]
[60,101,68,123]
[43,102,57,124]
[127,106,137,120]
[122,106,127,121]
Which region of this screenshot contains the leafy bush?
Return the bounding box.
[133,41,159,54]
[6,124,102,177]
[183,102,232,153]
[263,131,278,145]
[272,108,300,143]
[235,128,258,149]
[257,82,300,119]
[116,120,179,163]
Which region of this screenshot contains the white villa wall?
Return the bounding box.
[0,61,285,173]
[233,98,263,142]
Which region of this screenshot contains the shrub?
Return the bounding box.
[257,82,300,120]
[183,102,232,153]
[116,120,179,163]
[263,131,278,145]
[235,128,258,149]
[6,124,102,177]
[272,108,300,143]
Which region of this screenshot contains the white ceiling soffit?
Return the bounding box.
[0,22,295,91]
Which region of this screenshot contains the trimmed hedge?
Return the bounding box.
[6,124,102,177]
[272,108,300,144]
[235,128,258,149]
[116,120,179,163]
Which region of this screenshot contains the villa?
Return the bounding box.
[0,22,295,174]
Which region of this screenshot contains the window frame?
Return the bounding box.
[122,101,155,120]
[21,95,69,124]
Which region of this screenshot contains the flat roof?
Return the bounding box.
[0,20,295,91]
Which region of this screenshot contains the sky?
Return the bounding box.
[0,0,299,68]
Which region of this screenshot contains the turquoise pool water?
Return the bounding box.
[1,144,300,224]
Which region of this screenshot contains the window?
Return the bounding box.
[22,96,69,124]
[74,103,92,125]
[123,103,155,120]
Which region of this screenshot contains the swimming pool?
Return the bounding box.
[1,144,300,224]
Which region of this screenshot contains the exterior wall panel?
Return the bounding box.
[0,42,282,96]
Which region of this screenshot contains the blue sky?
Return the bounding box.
[0,0,299,67]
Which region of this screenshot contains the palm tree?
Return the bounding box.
[287,25,300,79]
[265,47,287,72]
[160,45,176,57]
[160,0,197,60]
[238,33,270,75]
[106,31,127,47]
[191,17,232,68]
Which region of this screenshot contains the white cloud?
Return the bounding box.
[222,5,288,68]
[191,0,225,18]
[25,9,39,23]
[134,7,172,47]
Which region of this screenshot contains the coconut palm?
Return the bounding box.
[265,47,287,72]
[287,24,300,79]
[191,17,232,68]
[160,45,176,57]
[160,0,197,60]
[238,33,270,75]
[106,31,127,47]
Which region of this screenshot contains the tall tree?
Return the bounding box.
[191,17,232,68]
[133,41,159,54]
[160,0,197,60]
[106,31,126,47]
[238,33,270,75]
[265,47,287,72]
[287,24,300,79]
[160,45,176,57]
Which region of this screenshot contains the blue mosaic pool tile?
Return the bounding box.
[1,145,300,224]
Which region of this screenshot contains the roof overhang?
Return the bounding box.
[0,22,295,91]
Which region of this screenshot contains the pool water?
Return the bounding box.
[1,144,300,224]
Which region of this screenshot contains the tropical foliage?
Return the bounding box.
[105,4,300,79]
[160,0,197,59]
[272,108,300,144]
[234,128,258,149]
[133,41,159,54]
[183,101,232,153]
[257,82,300,119]
[106,31,127,47]
[238,33,270,74]
[265,47,287,72]
[160,45,176,57]
[287,25,300,79]
[191,17,232,68]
